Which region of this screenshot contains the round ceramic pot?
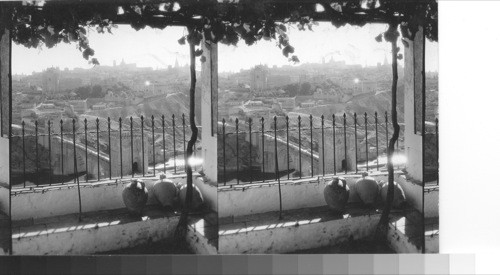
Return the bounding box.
[323,177,350,213]
[379,181,406,208]
[152,178,178,208]
[177,184,204,210]
[355,176,379,207]
[122,180,148,214]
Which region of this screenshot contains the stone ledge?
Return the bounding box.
[387,209,439,253]
[218,171,404,192]
[186,211,218,255]
[12,205,181,255]
[219,204,382,254]
[10,171,208,195]
[11,171,217,221]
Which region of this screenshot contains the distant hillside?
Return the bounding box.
[88,92,193,123]
[294,85,405,123]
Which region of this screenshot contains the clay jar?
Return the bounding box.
[354,172,379,207]
[152,174,178,209]
[122,179,149,215]
[379,181,406,208]
[323,177,350,213]
[177,183,204,210]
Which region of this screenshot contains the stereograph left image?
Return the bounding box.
[0,2,218,255]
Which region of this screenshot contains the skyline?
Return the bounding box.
[12,22,438,75]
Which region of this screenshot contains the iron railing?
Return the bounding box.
[11,114,200,189]
[218,112,416,186]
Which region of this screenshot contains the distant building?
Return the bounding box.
[39,103,56,110]
[59,78,83,91]
[68,100,88,114]
[42,68,60,94]
[300,101,316,108]
[92,103,108,110]
[33,103,64,122]
[117,59,138,70]
[245,100,264,107]
[276,97,296,110]
[251,65,268,92]
[267,74,291,88]
[104,90,128,104]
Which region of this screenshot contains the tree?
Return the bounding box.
[90,85,104,98]
[75,85,91,99]
[373,22,400,243]
[299,82,312,95]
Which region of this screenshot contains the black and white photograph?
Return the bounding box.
[4,0,500,273]
[216,1,438,254]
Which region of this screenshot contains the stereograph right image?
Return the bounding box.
[216,1,439,254]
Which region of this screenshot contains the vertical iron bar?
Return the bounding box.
[396,112,400,170]
[22,121,25,188]
[436,118,439,185]
[60,119,64,184]
[397,125,400,150]
[333,114,337,175]
[35,120,38,186]
[235,118,239,185]
[162,115,166,174]
[375,112,379,171]
[73,119,77,183]
[141,115,145,177]
[364,112,369,171]
[193,128,197,172]
[275,116,283,219]
[73,118,82,221]
[321,115,325,176]
[397,116,401,170]
[152,115,155,177]
[261,117,265,182]
[298,116,302,179]
[222,118,226,185]
[108,117,111,180]
[96,118,100,182]
[130,116,134,178]
[385,111,389,157]
[343,113,347,174]
[182,113,186,172]
[84,118,88,182]
[309,114,313,177]
[354,113,358,174]
[48,121,52,186]
[172,114,176,174]
[119,118,123,179]
[286,116,290,179]
[249,118,253,184]
[274,116,278,181]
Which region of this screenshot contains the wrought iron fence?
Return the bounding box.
[11,114,200,189]
[218,112,417,186]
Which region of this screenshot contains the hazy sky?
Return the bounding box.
[12,22,438,75]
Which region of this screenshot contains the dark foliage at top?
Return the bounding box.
[2,0,436,63]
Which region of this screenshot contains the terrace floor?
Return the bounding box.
[11,205,217,255]
[219,203,437,254]
[98,211,218,255]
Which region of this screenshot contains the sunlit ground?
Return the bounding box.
[152,156,204,172]
[378,153,407,166]
[361,152,407,170]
